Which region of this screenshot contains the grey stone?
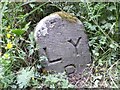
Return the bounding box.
[34,12,91,75]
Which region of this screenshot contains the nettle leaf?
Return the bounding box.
[11,29,26,36]
[107,16,116,20]
[99,36,106,45]
[17,67,34,88]
[101,23,112,30]
[27,45,34,56]
[107,5,116,11]
[43,72,74,88]
[92,50,99,56]
[29,4,35,8]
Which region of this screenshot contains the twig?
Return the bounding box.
[109,74,118,88]
[107,60,119,88]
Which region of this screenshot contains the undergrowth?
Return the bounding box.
[0,1,120,88]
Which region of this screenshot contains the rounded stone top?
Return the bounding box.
[34,11,83,42]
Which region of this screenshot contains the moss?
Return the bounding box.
[52,11,78,23]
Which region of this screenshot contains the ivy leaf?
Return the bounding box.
[11,29,26,36]
[17,67,34,88]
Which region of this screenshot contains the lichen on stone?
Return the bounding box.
[52,11,78,23]
[34,13,61,41]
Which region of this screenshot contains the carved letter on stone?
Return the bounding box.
[34,12,91,75]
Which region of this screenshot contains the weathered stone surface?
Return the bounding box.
[34,12,91,75]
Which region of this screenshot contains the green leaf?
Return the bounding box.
[29,4,35,8]
[29,32,35,46]
[107,5,116,11]
[11,29,26,36]
[43,72,74,88]
[24,22,31,31]
[17,67,34,88]
[28,46,34,56]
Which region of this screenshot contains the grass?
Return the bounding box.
[0,1,120,88]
